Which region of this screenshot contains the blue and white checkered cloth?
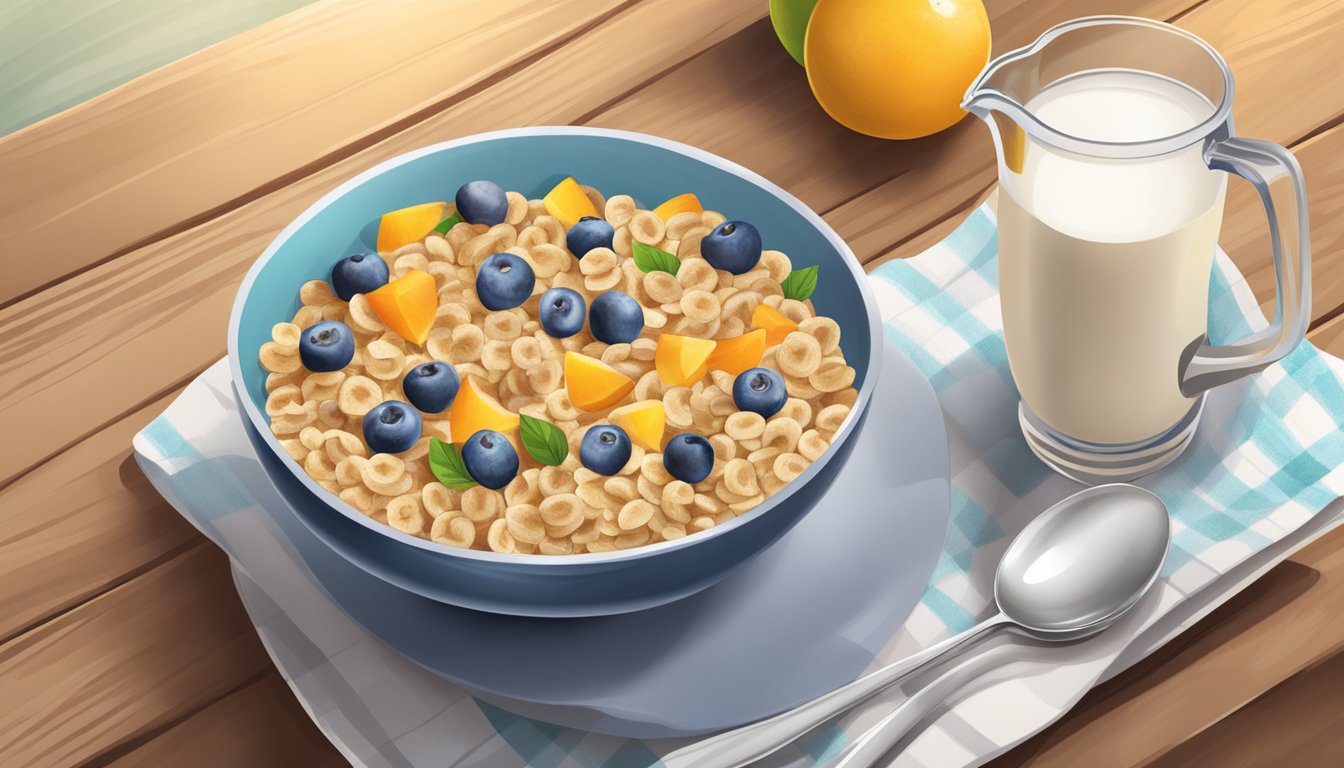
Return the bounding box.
[135,202,1344,767]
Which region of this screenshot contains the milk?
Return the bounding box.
[998,70,1225,444]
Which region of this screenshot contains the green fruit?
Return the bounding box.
[769,0,819,66]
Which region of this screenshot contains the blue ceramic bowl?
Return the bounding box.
[228,127,882,617]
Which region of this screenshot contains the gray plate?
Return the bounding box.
[229,341,950,738]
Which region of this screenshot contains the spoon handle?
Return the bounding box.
[658,613,1010,768]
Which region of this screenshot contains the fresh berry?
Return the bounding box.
[663,433,715,484]
[539,287,586,338]
[580,425,632,476]
[701,220,762,275]
[461,429,519,489]
[330,252,389,300]
[298,321,355,372]
[476,252,536,311]
[455,180,508,225]
[402,361,460,414]
[589,291,644,344]
[566,216,615,258]
[733,367,787,417]
[362,401,422,454]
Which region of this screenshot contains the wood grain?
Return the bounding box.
[0,0,767,489]
[0,544,271,767]
[0,0,630,306]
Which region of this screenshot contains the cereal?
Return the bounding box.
[262,180,857,555]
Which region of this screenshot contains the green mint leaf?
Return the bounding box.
[519,414,569,466]
[432,210,463,234]
[428,437,479,489]
[631,240,681,276]
[780,265,819,302]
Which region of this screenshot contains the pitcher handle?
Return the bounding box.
[1179,137,1311,397]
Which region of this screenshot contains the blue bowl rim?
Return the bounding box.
[227,126,883,567]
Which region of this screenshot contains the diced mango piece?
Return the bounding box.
[752,304,800,347]
[656,334,716,387]
[565,352,635,411]
[543,176,600,229]
[450,376,520,445]
[377,202,449,252]
[610,400,666,450]
[652,193,704,222]
[708,329,767,375]
[366,269,438,345]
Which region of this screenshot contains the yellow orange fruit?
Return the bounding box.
[610,400,667,450]
[377,202,449,252]
[365,269,438,345]
[652,193,704,222]
[565,352,635,411]
[449,376,520,445]
[656,334,716,387]
[751,304,800,347]
[804,0,991,139]
[708,329,767,375]
[542,176,600,229]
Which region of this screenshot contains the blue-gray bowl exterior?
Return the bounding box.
[227,127,882,617]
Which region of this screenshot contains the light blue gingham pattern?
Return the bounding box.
[135,202,1344,767]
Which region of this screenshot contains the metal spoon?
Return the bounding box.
[660,483,1170,768]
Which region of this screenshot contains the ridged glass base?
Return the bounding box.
[1018,398,1204,485]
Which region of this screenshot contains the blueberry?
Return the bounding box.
[461,429,519,489]
[733,367,787,418]
[580,425,632,476]
[402,361,460,414]
[362,401,422,454]
[663,433,715,484]
[539,287,586,338]
[588,291,644,344]
[476,252,536,311]
[455,180,508,225]
[298,321,355,372]
[330,252,389,300]
[566,216,615,259]
[701,220,762,275]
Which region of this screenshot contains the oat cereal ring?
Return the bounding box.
[641,453,674,485]
[662,387,694,428]
[824,388,859,409]
[815,404,852,436]
[677,258,717,292]
[300,279,341,306]
[536,466,576,497]
[799,316,842,355]
[777,332,823,378]
[604,476,639,503]
[723,458,759,497]
[462,486,505,523]
[616,529,651,549]
[265,385,302,417]
[450,324,486,362]
[279,439,308,462]
[538,537,574,555]
[644,271,683,304]
[517,225,549,251]
[291,304,324,329]
[301,370,346,402]
[337,375,382,417]
[340,485,376,514]
[527,359,563,394]
[486,518,517,553]
[798,430,830,462]
[701,210,727,229]
[364,340,406,380]
[387,494,427,535]
[394,251,430,278]
[540,493,585,536]
[532,215,566,248]
[784,376,821,400]
[663,211,702,241]
[505,504,547,544]
[628,210,665,245]
[616,499,655,531]
[316,400,346,430]
[612,226,633,257]
[676,226,710,260]
[483,310,524,342]
[431,514,475,548]
[480,340,512,372]
[259,342,302,374]
[526,198,547,222]
[604,194,636,228]
[348,294,387,334]
[528,243,571,278]
[810,361,856,393]
[748,446,782,475]
[271,401,319,435]
[362,453,413,496]
[689,516,716,533]
[679,289,720,324]
[335,455,369,488]
[503,191,529,225]
[323,429,366,463]
[759,250,793,282]
[724,411,767,441]
[708,433,737,464]
[422,483,459,517]
[773,452,809,483]
[642,306,668,330]
[271,323,301,349]
[587,537,616,553]
[763,416,803,453]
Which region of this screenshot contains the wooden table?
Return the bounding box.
[2,0,1341,765]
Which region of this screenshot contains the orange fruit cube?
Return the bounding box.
[365,269,438,345]
[565,352,635,411]
[652,193,704,222]
[751,304,800,347]
[449,376,520,445]
[377,202,449,253]
[610,400,666,450]
[656,334,716,387]
[542,177,600,229]
[707,329,767,375]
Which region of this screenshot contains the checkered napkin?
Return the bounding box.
[134,202,1344,768]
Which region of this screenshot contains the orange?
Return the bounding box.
[542,177,600,229]
[652,193,704,222]
[804,0,991,139]
[449,377,520,445]
[610,401,666,450]
[751,304,799,347]
[377,202,449,252]
[656,334,716,387]
[365,269,437,345]
[708,329,767,375]
[565,352,635,411]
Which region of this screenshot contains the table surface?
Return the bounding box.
[1,0,1342,765]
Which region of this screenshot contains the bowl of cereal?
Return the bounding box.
[229,127,882,617]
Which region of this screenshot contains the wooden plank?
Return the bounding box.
[0,0,629,306]
[0,385,197,643]
[106,672,344,768]
[0,544,272,767]
[991,524,1344,767]
[0,0,767,488]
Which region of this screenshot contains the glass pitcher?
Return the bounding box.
[962,16,1310,484]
